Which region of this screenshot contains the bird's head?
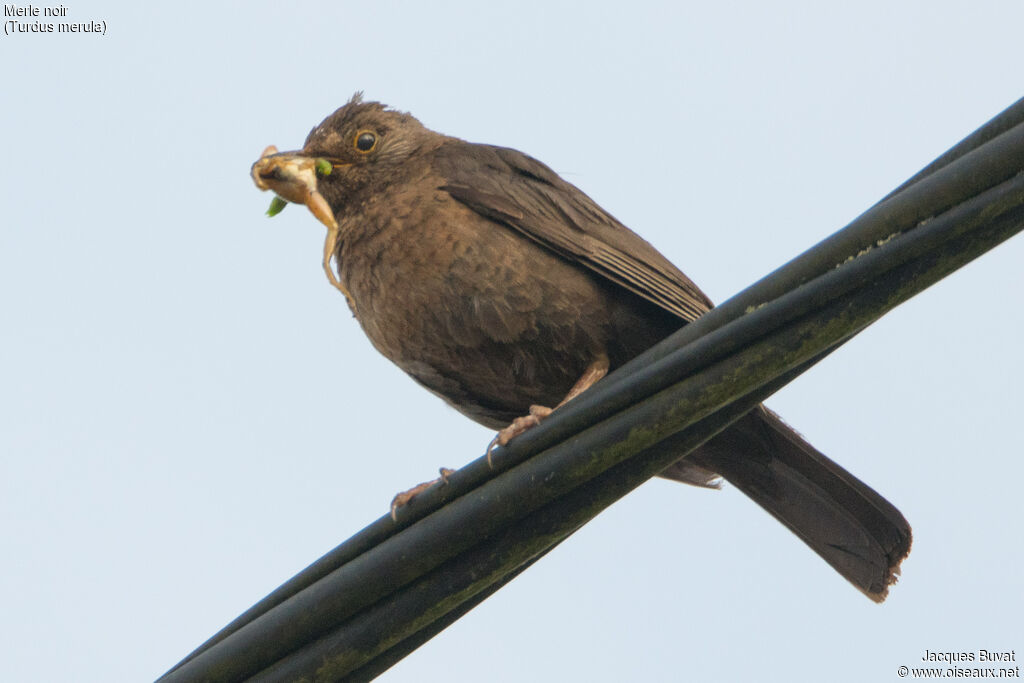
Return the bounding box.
[250,93,442,298]
[300,93,436,211]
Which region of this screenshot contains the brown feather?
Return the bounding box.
[274,97,912,601]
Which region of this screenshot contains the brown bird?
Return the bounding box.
[251,94,911,601]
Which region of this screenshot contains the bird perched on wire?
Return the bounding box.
[251,93,911,601]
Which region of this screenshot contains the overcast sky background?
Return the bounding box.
[2,2,1022,681]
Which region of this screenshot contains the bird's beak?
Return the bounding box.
[251,145,355,300]
[251,145,339,230]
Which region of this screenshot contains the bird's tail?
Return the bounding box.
[660,406,912,601]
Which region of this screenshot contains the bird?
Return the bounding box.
[251,93,911,601]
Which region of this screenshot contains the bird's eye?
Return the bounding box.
[354,131,377,153]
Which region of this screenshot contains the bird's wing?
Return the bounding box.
[435,142,713,323]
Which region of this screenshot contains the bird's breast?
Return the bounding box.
[333,191,624,422]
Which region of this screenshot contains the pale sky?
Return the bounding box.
[2,2,1022,681]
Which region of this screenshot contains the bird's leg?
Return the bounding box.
[487,353,610,463]
[559,353,611,404]
[390,467,457,521]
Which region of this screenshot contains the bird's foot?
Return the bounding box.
[390,467,456,521]
[486,404,554,466]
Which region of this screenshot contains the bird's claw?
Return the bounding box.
[389,467,456,521]
[486,404,553,467]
